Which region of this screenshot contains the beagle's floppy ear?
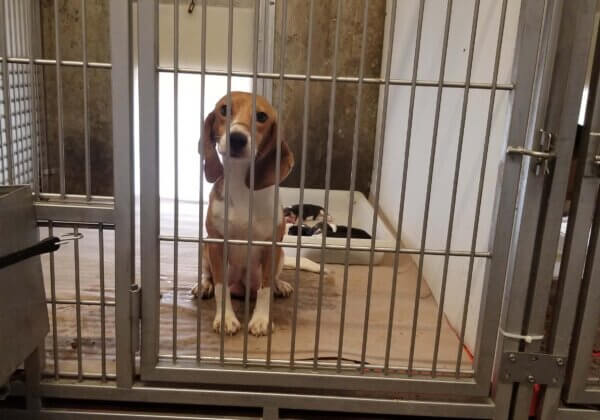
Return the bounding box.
[245,121,294,190]
[200,111,223,183]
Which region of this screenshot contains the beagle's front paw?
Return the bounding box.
[274,279,293,297]
[191,277,214,299]
[213,312,241,335]
[248,313,273,337]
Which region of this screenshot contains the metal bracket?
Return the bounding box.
[130,284,141,352]
[507,129,556,176]
[500,352,566,387]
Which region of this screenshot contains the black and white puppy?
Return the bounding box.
[283,204,331,224]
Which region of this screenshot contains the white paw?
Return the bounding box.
[274,279,293,297]
[248,314,273,337]
[191,279,214,299]
[213,312,241,335]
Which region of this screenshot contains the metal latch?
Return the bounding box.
[500,352,566,386]
[130,284,141,352]
[507,129,555,176]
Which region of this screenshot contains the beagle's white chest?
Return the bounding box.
[210,164,282,242]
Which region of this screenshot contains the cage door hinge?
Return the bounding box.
[130,284,141,352]
[499,352,566,387]
[507,129,555,176]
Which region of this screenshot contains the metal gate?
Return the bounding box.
[1,0,600,418]
[134,0,550,401]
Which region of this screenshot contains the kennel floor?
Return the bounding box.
[39,202,473,378]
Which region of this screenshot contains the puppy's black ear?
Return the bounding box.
[201,111,223,182]
[246,121,294,190]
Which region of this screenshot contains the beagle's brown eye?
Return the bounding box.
[256,111,268,123]
[220,105,227,116]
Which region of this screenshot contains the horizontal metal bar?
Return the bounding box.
[557,406,600,420]
[506,145,556,159]
[35,202,115,225]
[156,66,515,90]
[37,220,115,230]
[46,299,115,307]
[0,409,207,420]
[0,56,111,69]
[9,381,496,418]
[158,354,475,377]
[38,193,115,204]
[148,361,487,397]
[159,235,492,258]
[43,373,117,381]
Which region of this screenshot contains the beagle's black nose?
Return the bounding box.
[229,132,248,152]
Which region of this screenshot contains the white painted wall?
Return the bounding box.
[374,0,522,351]
[133,3,261,203]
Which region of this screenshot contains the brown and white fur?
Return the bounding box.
[192,92,294,336]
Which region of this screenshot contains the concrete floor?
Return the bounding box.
[39,221,472,379]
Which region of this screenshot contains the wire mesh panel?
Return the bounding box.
[0,0,43,187]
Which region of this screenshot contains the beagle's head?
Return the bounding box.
[201,91,294,190]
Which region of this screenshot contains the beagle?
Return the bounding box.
[192,92,294,336]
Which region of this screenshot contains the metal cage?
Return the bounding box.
[1,0,600,419]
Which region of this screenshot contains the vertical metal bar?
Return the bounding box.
[24,347,41,412]
[542,180,600,413]
[53,0,65,196]
[431,0,480,377]
[17,0,30,184]
[29,0,40,197]
[337,0,369,371]
[22,0,32,182]
[48,221,59,379]
[314,0,342,369]
[8,0,19,182]
[74,225,83,381]
[110,0,135,388]
[10,0,25,183]
[488,1,553,413]
[456,0,508,376]
[0,0,15,184]
[407,0,453,376]
[82,0,91,199]
[565,191,600,404]
[99,223,107,382]
[518,0,600,409]
[138,0,160,379]
[373,0,399,365]
[243,0,261,366]
[542,11,600,411]
[220,0,234,363]
[196,0,207,364]
[31,0,46,193]
[289,0,314,368]
[266,0,288,367]
[383,0,425,373]
[262,0,270,98]
[172,0,180,363]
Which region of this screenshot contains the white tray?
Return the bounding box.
[279,187,396,265]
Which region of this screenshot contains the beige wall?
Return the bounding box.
[273,0,385,195]
[39,0,384,197]
[40,0,112,196]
